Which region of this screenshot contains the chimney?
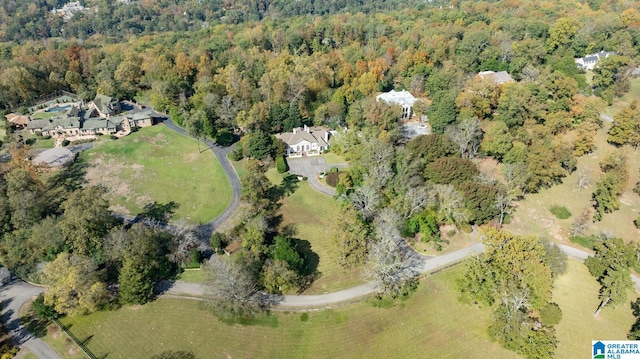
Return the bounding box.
[293,128,297,134]
[325,130,329,142]
[304,124,309,133]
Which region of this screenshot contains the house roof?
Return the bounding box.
[275,126,330,148]
[5,113,31,126]
[46,116,80,130]
[82,119,117,130]
[92,94,117,115]
[376,89,417,107]
[129,109,154,121]
[27,119,50,130]
[478,71,515,85]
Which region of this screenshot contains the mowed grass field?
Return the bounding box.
[57,259,636,359]
[555,260,638,358]
[82,124,232,223]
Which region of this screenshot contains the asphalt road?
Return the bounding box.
[0,269,60,359]
[287,157,348,196]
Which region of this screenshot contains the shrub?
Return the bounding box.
[216,130,234,146]
[276,155,288,173]
[228,144,244,161]
[300,313,309,322]
[326,171,340,187]
[110,135,118,140]
[61,139,70,147]
[549,205,571,219]
[539,302,562,326]
[31,294,58,320]
[210,232,228,252]
[634,181,640,195]
[635,217,640,229]
[185,250,202,269]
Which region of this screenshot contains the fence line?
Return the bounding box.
[51,318,98,359]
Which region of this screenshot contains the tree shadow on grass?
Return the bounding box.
[291,238,321,292]
[150,350,197,359]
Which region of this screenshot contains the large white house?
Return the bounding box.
[275,125,331,157]
[376,89,417,119]
[575,50,615,71]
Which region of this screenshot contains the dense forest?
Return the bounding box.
[1,1,640,358]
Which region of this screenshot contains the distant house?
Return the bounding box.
[477,71,515,85]
[575,50,615,71]
[376,89,417,119]
[275,125,331,157]
[4,113,31,129]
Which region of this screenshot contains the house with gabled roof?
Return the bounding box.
[5,113,31,129]
[376,89,417,119]
[575,50,615,71]
[88,94,121,118]
[275,125,331,157]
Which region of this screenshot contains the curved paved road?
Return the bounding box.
[0,271,60,359]
[164,241,640,308]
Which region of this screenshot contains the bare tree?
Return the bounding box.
[363,209,415,297]
[576,167,592,192]
[204,256,263,319]
[435,184,469,228]
[502,162,531,199]
[350,183,381,220]
[166,219,208,264]
[494,192,515,226]
[400,186,434,219]
[446,117,483,159]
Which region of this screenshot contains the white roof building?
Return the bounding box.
[575,50,616,71]
[376,89,417,119]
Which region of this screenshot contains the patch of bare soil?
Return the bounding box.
[84,153,146,215]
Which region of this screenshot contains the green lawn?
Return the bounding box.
[31,112,56,119]
[57,259,635,359]
[554,259,637,358]
[82,125,232,224]
[177,268,208,283]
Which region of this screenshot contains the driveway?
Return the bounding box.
[0,269,60,359]
[287,157,347,196]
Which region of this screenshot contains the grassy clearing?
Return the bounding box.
[60,264,515,359]
[554,259,637,358]
[603,77,640,117]
[506,120,640,245]
[82,125,232,224]
[58,259,635,359]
